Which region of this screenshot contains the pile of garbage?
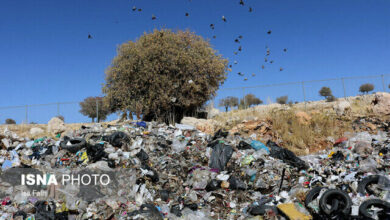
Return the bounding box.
[0,120,389,219]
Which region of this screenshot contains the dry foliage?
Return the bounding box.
[103,29,229,124]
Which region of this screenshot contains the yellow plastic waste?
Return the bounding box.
[277,203,312,220]
[80,152,89,164]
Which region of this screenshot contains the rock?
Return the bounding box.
[47,117,66,135]
[207,108,220,118]
[181,117,203,127]
[333,101,351,116]
[295,111,311,124]
[180,117,217,134]
[29,127,44,137]
[196,120,217,134]
[372,92,390,115]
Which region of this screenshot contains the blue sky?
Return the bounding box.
[1,0,390,123]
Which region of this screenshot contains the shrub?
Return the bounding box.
[326,95,337,102]
[103,29,229,124]
[359,83,374,94]
[319,87,332,98]
[240,94,262,108]
[276,96,288,104]
[219,96,239,112]
[80,97,110,122]
[5,118,16,124]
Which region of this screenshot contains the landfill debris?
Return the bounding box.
[277,203,312,220]
[0,120,389,219]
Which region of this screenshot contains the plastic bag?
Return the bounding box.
[209,143,233,171]
[266,141,308,169]
[250,140,270,153]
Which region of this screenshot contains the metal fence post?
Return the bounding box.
[381,74,386,91]
[243,88,246,109]
[25,105,28,124]
[341,77,346,98]
[301,82,307,110]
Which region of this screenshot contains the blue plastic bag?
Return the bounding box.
[136,121,147,128]
[250,140,270,153]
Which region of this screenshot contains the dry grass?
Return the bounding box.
[268,109,352,155]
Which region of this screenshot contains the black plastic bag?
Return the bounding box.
[34,201,56,220]
[266,140,308,170]
[105,131,129,148]
[170,204,182,217]
[209,143,233,171]
[212,129,229,140]
[229,176,247,190]
[87,143,107,162]
[136,149,149,161]
[206,179,221,191]
[237,140,252,150]
[331,151,345,161]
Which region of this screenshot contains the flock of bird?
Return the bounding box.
[88,0,288,82]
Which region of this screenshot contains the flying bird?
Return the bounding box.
[152,15,157,20]
[283,48,287,52]
[185,12,189,17]
[138,8,142,12]
[213,35,216,39]
[264,58,268,62]
[240,0,245,6]
[88,34,92,39]
[234,52,238,55]
[235,39,240,43]
[229,65,233,68]
[249,7,253,12]
[222,16,227,22]
[280,67,284,71]
[252,73,256,77]
[234,61,238,64]
[238,46,242,52]
[132,6,137,11]
[238,35,243,39]
[270,60,274,64]
[244,78,248,81]
[267,30,272,35]
[261,65,265,69]
[210,24,215,30]
[238,72,244,76]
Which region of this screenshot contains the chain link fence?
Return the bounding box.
[216,73,389,110]
[0,74,389,124]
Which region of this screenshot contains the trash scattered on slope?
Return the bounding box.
[0,119,389,219]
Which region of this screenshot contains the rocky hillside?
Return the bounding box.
[182,92,390,155]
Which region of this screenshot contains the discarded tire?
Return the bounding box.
[359,199,390,220]
[358,175,390,196]
[305,187,325,207]
[60,138,86,153]
[319,189,352,216]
